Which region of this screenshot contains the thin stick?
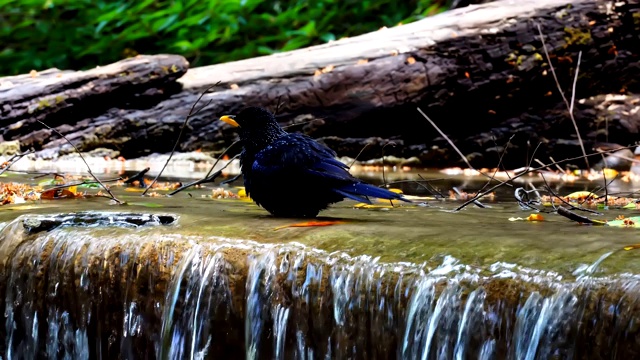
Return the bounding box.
[124,167,150,185]
[0,150,34,176]
[477,135,514,195]
[537,24,588,169]
[454,144,637,211]
[37,121,123,204]
[526,142,543,170]
[417,174,446,199]
[142,82,219,195]
[539,173,602,215]
[569,51,582,116]
[547,156,566,172]
[601,154,609,206]
[168,153,241,195]
[43,178,123,192]
[348,143,372,169]
[203,140,240,179]
[417,107,511,187]
[418,107,473,170]
[595,147,640,164]
[168,140,240,194]
[381,141,396,188]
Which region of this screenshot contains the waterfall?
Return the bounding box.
[0,213,639,359]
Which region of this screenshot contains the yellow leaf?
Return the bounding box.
[125,188,145,192]
[603,168,618,179]
[623,243,640,251]
[527,214,544,221]
[354,203,394,209]
[565,191,596,200]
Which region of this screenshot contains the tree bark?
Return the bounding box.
[0,55,188,154]
[1,0,639,169]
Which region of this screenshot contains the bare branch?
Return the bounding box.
[37,121,123,204]
[417,107,512,187]
[0,150,34,176]
[142,82,220,195]
[168,153,241,195]
[454,144,637,211]
[537,24,588,169]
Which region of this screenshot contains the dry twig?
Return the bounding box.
[143,82,220,195]
[537,24,588,169]
[37,121,123,204]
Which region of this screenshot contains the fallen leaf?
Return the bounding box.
[565,191,596,200]
[125,188,145,192]
[603,168,618,178]
[354,203,394,209]
[527,214,544,221]
[40,189,76,200]
[606,216,640,228]
[274,220,344,231]
[129,202,164,208]
[623,243,640,251]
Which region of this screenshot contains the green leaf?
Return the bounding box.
[38,179,61,186]
[153,14,179,33]
[172,40,193,51]
[77,182,102,189]
[129,202,164,208]
[320,32,335,42]
[606,217,640,228]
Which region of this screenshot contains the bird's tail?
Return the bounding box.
[334,183,411,204]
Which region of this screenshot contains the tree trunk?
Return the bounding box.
[1,0,639,169]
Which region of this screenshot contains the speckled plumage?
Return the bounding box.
[224,107,409,217]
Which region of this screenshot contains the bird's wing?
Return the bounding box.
[252,133,353,183]
[252,133,409,204]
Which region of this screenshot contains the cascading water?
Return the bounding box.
[0,212,639,359]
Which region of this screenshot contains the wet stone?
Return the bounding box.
[21,212,178,234]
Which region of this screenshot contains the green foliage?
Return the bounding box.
[0,0,447,75]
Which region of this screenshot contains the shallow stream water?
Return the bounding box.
[0,169,639,359]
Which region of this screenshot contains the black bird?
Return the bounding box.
[219,107,410,217]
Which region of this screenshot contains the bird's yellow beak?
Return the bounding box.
[220,115,239,127]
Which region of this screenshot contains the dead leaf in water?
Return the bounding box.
[527,214,544,222]
[354,203,394,209]
[509,214,545,222]
[606,216,640,228]
[125,188,145,192]
[274,220,345,231]
[41,189,79,200]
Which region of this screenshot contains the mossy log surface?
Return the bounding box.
[1,0,639,168]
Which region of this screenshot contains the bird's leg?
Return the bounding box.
[220,174,242,185]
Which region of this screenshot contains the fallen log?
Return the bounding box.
[0,55,188,152]
[1,0,639,168]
